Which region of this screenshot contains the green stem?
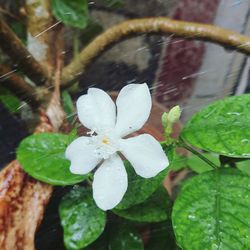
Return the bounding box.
[73,31,80,59]
[86,179,92,186]
[178,139,219,169]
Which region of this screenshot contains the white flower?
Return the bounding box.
[65,83,169,210]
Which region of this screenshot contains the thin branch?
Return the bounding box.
[0,16,50,86]
[0,64,43,107]
[61,17,250,87]
[45,19,65,130]
[0,6,20,20]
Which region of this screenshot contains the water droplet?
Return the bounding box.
[241,139,250,144]
[188,214,196,221]
[227,112,241,116]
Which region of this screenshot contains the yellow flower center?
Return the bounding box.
[90,130,120,159]
[102,137,110,145]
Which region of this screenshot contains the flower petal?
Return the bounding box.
[65,136,101,175]
[120,134,169,178]
[93,154,128,210]
[77,88,116,131]
[115,83,152,137]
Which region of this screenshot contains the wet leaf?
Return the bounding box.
[109,224,143,250]
[187,153,219,173]
[181,94,250,158]
[169,153,187,172]
[115,161,167,210]
[52,0,89,29]
[237,159,250,176]
[172,168,250,250]
[113,186,171,222]
[59,187,106,250]
[17,133,88,185]
[0,94,21,113]
[146,222,179,250]
[0,87,21,113]
[83,231,108,250]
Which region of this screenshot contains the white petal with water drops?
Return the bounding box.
[120,134,169,178]
[93,154,128,210]
[65,136,101,174]
[77,88,116,131]
[115,83,152,137]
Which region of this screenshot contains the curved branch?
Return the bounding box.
[0,17,51,86]
[61,17,250,87]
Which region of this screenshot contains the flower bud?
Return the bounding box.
[167,105,181,124]
[161,112,168,128]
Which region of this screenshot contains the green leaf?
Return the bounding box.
[163,143,176,162]
[181,94,250,158]
[17,133,88,185]
[52,0,89,29]
[187,153,219,173]
[115,161,167,210]
[172,168,250,250]
[0,94,21,113]
[11,21,26,44]
[83,231,108,250]
[0,86,21,113]
[59,187,106,250]
[169,153,187,172]
[237,160,250,176]
[146,222,179,250]
[113,186,171,222]
[62,90,75,123]
[109,225,143,250]
[163,144,187,172]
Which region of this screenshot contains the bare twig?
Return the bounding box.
[0,6,20,20]
[0,64,43,107]
[0,17,50,86]
[54,51,63,94]
[46,46,65,130]
[61,17,250,87]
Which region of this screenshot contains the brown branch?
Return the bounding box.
[0,16,50,86]
[46,44,65,130]
[0,64,43,107]
[61,17,250,87]
[0,3,65,249]
[0,6,20,20]
[0,111,54,250]
[25,0,55,75]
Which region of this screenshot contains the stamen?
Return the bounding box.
[102,137,109,145]
[88,131,120,159]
